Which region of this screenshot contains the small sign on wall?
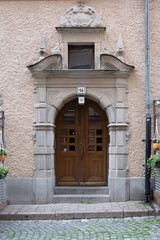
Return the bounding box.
[78,96,85,105]
[77,87,86,95]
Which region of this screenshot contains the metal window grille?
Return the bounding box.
[0,179,4,203]
[0,111,5,148]
[155,169,160,193]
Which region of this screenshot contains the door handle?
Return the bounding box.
[80,139,85,155]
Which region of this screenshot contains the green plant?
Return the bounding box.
[0,148,7,156]
[153,139,160,143]
[147,154,160,177]
[0,167,9,179]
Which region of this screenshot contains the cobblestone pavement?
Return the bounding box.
[0,217,160,240]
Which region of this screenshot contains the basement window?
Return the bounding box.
[68,45,94,69]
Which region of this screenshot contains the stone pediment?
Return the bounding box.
[27,54,134,79]
[60,5,102,27]
[101,54,134,72]
[27,54,62,71]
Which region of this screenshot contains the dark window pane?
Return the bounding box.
[97,129,102,135]
[62,107,75,125]
[88,129,95,136]
[97,138,102,143]
[97,146,102,152]
[61,146,67,152]
[88,146,95,152]
[69,146,75,151]
[88,138,95,144]
[61,138,67,144]
[61,129,67,135]
[69,129,76,135]
[88,107,102,126]
[69,46,94,69]
[69,138,75,143]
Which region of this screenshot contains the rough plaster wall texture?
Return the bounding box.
[94,0,146,177]
[0,0,154,177]
[150,0,160,139]
[0,0,73,177]
[125,0,160,177]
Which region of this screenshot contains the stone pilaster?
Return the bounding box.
[33,87,55,179]
[108,123,129,201]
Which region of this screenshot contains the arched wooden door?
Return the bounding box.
[55,99,109,186]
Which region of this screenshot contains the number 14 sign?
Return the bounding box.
[77,87,86,95]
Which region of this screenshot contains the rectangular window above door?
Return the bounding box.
[68,45,94,69]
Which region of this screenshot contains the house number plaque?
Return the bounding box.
[77,87,86,95]
[78,96,85,105]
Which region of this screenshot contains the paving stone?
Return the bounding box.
[0,201,159,239]
[1,217,159,239]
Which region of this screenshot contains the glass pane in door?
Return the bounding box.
[88,107,102,126]
[62,107,75,125]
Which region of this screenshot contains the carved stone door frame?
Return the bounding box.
[28,54,134,202]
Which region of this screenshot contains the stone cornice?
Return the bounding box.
[108,123,128,129]
[28,69,122,79]
[34,123,56,130]
[56,27,106,33]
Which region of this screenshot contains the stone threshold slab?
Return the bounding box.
[0,209,155,220]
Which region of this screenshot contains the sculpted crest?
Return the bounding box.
[60,5,103,27]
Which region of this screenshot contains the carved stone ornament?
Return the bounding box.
[101,44,110,55]
[116,34,124,53]
[52,44,62,55]
[60,5,103,27]
[39,36,46,54]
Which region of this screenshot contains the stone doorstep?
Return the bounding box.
[52,194,110,204]
[0,201,7,211]
[0,208,155,221]
[54,186,109,195]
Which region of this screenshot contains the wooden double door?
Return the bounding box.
[55,99,109,186]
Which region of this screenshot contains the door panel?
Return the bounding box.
[83,101,107,185]
[56,102,78,185]
[55,99,108,186]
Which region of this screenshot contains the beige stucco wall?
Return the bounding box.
[0,0,159,178]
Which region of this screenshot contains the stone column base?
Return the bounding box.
[6,177,145,204]
[109,177,145,202]
[7,178,54,205]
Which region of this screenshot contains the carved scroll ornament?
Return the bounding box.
[60,5,102,27]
